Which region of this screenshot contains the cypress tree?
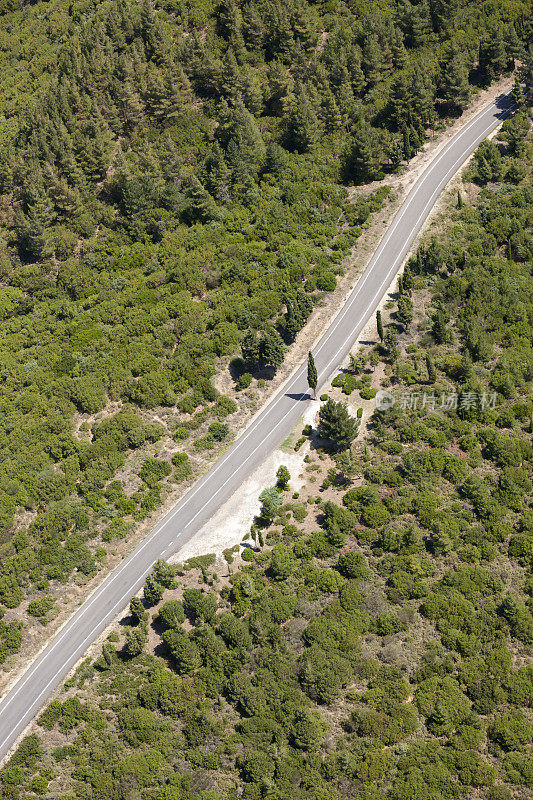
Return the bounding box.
[432,308,448,344]
[397,295,414,329]
[307,351,317,397]
[426,353,436,383]
[376,310,384,342]
[284,301,300,341]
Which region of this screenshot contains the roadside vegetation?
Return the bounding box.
[3,105,531,800]
[0,0,530,666]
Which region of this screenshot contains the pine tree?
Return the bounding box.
[440,47,470,112]
[408,0,432,48]
[457,189,463,209]
[390,73,412,130]
[242,3,265,51]
[222,48,242,99]
[144,69,168,123]
[362,34,383,87]
[376,310,384,341]
[267,60,293,115]
[388,136,404,168]
[114,78,144,131]
[344,121,383,183]
[143,574,164,605]
[348,47,366,95]
[477,157,493,184]
[336,79,356,126]
[383,328,399,361]
[182,176,221,224]
[479,25,507,82]
[391,28,408,69]
[411,68,435,129]
[129,596,146,624]
[321,89,342,132]
[293,4,317,51]
[505,24,524,71]
[15,210,49,261]
[242,66,264,115]
[241,329,261,366]
[260,329,286,368]
[230,102,266,169]
[511,78,526,108]
[307,351,317,397]
[318,398,359,449]
[290,86,320,152]
[124,626,147,657]
[203,142,231,203]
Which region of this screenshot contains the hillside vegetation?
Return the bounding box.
[2,110,531,800]
[0,0,530,665]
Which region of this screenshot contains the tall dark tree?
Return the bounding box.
[290,86,320,152]
[439,47,470,112]
[376,310,384,342]
[343,121,384,183]
[426,352,436,383]
[307,351,317,397]
[479,25,507,83]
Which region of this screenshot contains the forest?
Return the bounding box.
[1,93,531,799]
[0,0,530,665]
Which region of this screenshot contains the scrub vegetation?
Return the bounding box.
[0,0,530,664]
[3,106,531,800]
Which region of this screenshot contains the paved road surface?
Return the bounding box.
[0,90,513,763]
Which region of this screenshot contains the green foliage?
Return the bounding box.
[318,398,359,449]
[307,351,317,393]
[259,486,282,522]
[158,600,185,629]
[276,464,290,490]
[1,2,532,798]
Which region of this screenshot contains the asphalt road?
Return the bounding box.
[0,89,514,764]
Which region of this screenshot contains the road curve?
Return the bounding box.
[0,89,514,763]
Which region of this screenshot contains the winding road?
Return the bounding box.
[0,89,514,764]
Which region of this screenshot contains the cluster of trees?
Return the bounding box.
[3,116,531,799]
[0,0,466,646]
[0,0,528,654]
